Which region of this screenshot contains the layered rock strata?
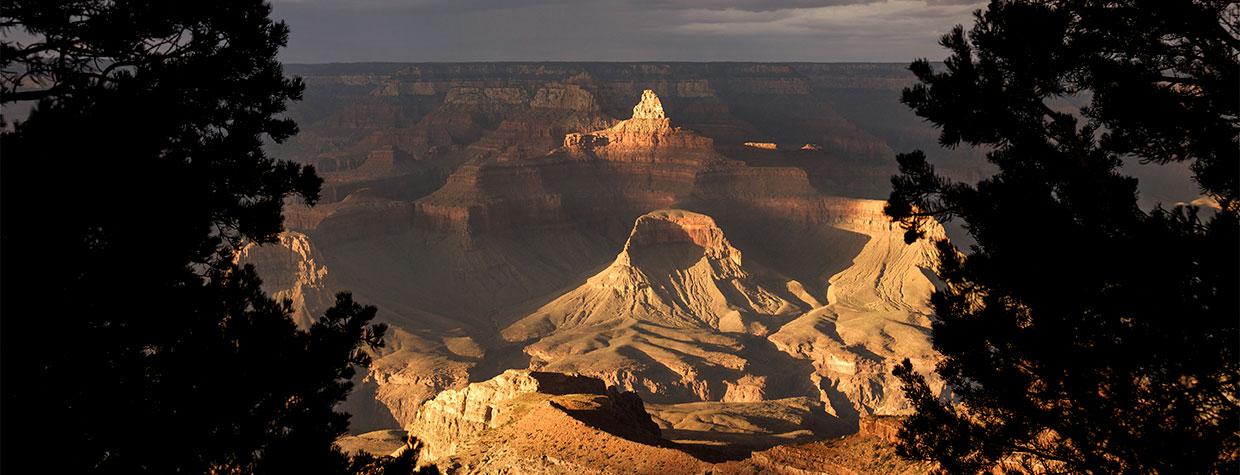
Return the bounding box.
[501,209,807,405]
[407,369,659,463]
[769,200,946,418]
[406,370,932,474]
[503,203,943,420]
[236,231,332,328]
[263,84,951,437]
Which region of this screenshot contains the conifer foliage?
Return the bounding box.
[886,1,1238,472]
[1,2,421,473]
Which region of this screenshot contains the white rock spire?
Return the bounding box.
[631,89,666,120]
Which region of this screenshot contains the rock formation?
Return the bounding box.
[278,62,992,200]
[631,89,666,119]
[501,209,811,404]
[503,203,942,420]
[407,370,661,464]
[646,396,839,449]
[236,231,332,328]
[335,429,411,457]
[768,200,946,418]
[405,370,932,474]
[256,67,959,461]
[506,210,794,337]
[562,89,714,159]
[746,417,935,475]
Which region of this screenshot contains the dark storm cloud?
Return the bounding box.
[269,0,983,63]
[274,0,879,12]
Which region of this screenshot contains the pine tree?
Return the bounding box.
[1,2,416,473]
[886,1,1238,472]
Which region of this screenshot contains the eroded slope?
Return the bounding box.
[253,84,950,438]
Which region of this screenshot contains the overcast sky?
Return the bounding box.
[271,0,985,63]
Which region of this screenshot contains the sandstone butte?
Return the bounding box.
[241,72,957,473]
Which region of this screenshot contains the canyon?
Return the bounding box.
[247,63,971,472]
[394,369,931,474]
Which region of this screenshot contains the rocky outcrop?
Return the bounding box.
[444,86,528,105]
[530,84,600,112]
[562,89,714,157]
[646,396,839,450]
[407,371,928,474]
[501,210,824,406]
[506,209,794,339]
[367,329,476,428]
[631,89,666,120]
[236,231,332,328]
[744,142,778,150]
[858,415,903,444]
[436,393,708,475]
[406,89,728,241]
[497,201,947,418]
[407,369,659,462]
[722,375,768,402]
[335,429,411,456]
[768,200,946,419]
[747,418,934,475]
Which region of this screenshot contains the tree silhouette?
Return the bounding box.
[886,0,1238,472]
[1,1,423,473]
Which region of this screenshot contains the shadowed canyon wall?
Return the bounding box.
[248,63,963,436]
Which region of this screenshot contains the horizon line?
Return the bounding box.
[281,60,920,66]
